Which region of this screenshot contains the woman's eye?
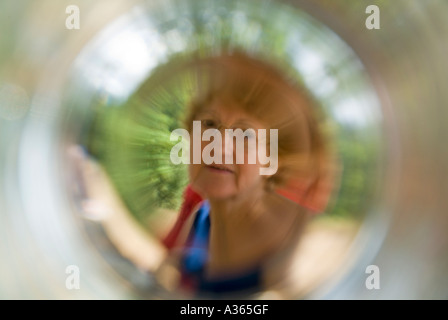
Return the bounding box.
[246,132,256,139]
[242,129,256,139]
[202,119,217,128]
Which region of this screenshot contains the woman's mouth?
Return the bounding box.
[205,164,234,174]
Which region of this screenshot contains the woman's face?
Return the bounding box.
[188,99,268,200]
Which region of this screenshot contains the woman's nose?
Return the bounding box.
[215,129,234,164]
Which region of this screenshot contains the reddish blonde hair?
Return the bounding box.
[185,52,331,194]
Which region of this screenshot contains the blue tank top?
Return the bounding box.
[181,201,262,294]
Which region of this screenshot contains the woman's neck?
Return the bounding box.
[208,183,265,225]
[206,184,280,276]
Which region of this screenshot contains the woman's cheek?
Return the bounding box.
[237,163,263,188]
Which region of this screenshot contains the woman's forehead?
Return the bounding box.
[197,99,265,127]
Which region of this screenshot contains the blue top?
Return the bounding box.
[180,201,262,294]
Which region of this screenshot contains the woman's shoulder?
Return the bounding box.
[267,192,310,227]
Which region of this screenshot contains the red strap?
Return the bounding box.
[276,177,330,213]
[162,175,332,249]
[162,185,202,250]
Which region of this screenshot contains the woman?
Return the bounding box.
[159,52,332,297]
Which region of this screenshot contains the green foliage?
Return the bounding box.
[327,126,381,219]
[88,80,191,225]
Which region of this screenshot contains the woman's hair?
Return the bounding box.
[185,51,330,190]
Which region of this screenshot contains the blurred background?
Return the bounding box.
[0,0,447,299]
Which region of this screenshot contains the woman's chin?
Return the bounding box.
[193,183,237,200]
